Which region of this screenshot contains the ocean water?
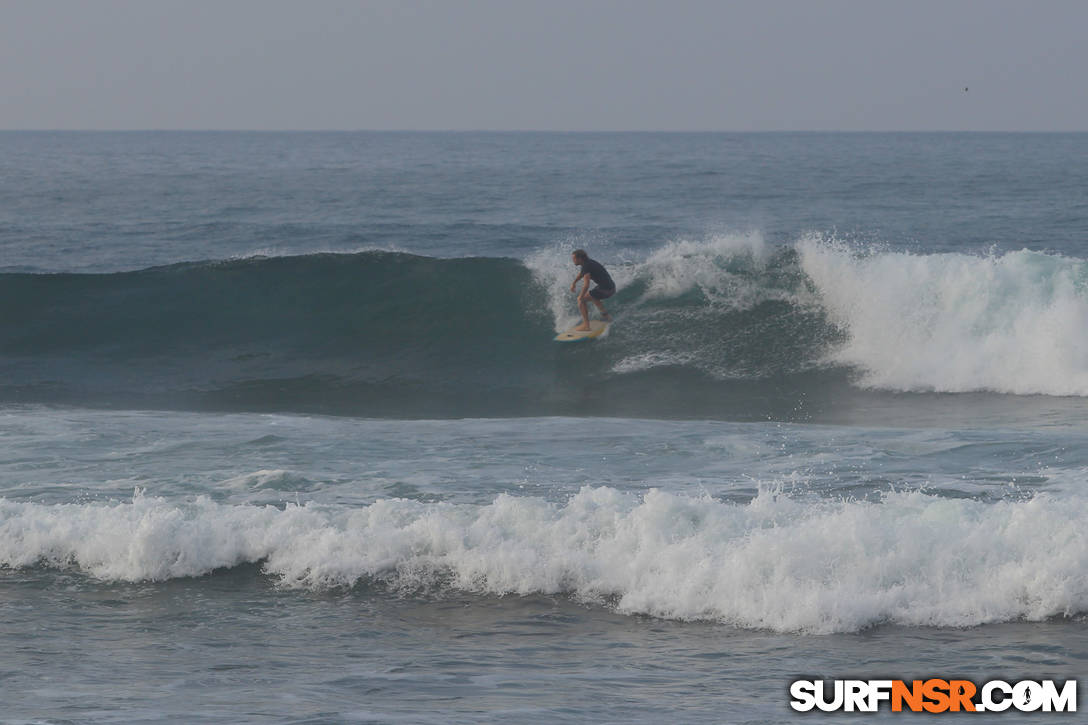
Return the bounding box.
[2,131,1088,723]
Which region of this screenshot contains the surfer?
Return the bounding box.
[570,249,615,331]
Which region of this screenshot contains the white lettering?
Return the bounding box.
[981,680,1012,712]
[1040,680,1077,712]
[1014,680,1044,712]
[844,680,868,712]
[867,680,893,711]
[815,680,844,712]
[789,680,817,712]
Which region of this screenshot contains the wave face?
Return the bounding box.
[4,486,1086,634]
[0,242,839,417]
[4,239,1088,417]
[0,252,560,415]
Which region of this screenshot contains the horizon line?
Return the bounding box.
[2,128,1087,134]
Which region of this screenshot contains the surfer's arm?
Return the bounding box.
[577,275,592,299]
[570,271,585,292]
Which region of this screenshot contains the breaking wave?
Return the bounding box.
[3,236,1088,417]
[3,485,1086,634]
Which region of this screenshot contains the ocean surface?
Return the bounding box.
[2,131,1088,723]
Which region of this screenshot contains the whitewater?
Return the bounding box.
[7,484,1088,633]
[3,131,1088,724]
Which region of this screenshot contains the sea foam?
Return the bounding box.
[3,486,1085,633]
[799,237,1088,395]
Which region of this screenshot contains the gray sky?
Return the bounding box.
[2,0,1086,131]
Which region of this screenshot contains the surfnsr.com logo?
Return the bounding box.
[789,679,1077,713]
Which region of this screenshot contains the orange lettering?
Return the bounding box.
[948,680,977,712]
[892,680,925,712]
[922,679,951,713]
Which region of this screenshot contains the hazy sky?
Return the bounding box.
[2,0,1086,131]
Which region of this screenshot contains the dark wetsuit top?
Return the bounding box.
[579,258,615,291]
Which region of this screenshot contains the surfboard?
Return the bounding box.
[555,320,609,342]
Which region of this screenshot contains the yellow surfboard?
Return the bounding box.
[555,320,610,342]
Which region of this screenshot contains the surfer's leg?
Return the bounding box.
[591,298,610,321]
[575,296,591,331]
[589,287,614,322]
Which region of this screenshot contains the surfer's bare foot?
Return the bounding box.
[574,324,592,331]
